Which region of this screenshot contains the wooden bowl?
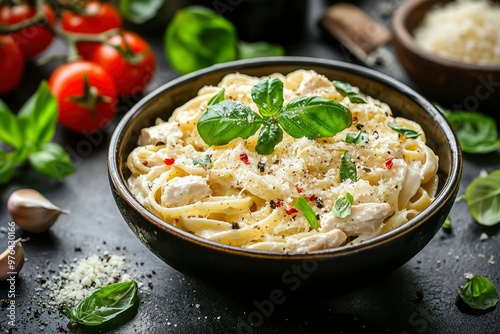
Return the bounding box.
[108,57,462,288]
[392,0,500,113]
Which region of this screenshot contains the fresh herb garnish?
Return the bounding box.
[208,89,226,106]
[295,197,318,231]
[340,150,357,182]
[388,123,421,139]
[442,109,500,154]
[462,170,500,226]
[345,131,369,144]
[193,155,212,169]
[333,80,366,104]
[67,280,138,327]
[0,82,75,184]
[442,215,452,230]
[458,275,498,310]
[118,0,165,24]
[197,77,352,155]
[238,41,285,59]
[333,193,354,218]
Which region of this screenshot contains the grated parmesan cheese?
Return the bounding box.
[414,0,500,65]
[42,253,132,307]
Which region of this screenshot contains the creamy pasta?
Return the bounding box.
[127,70,439,253]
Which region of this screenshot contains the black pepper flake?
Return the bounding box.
[258,160,266,172]
[363,167,371,173]
[155,141,165,146]
[356,124,364,130]
[231,222,240,230]
[270,200,276,209]
[315,197,324,208]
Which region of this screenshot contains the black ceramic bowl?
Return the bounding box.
[108,57,462,287]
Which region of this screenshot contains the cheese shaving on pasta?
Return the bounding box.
[127,70,439,253]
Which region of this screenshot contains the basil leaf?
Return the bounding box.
[388,123,421,139]
[208,89,225,106]
[333,80,366,104]
[340,150,356,182]
[255,122,283,155]
[165,6,238,74]
[0,151,16,184]
[238,41,285,60]
[17,81,57,148]
[277,96,352,139]
[462,170,500,226]
[251,77,284,117]
[193,155,212,169]
[295,197,318,231]
[345,131,369,144]
[118,0,164,24]
[0,99,23,149]
[442,215,452,230]
[444,111,500,154]
[458,275,498,310]
[197,100,263,146]
[28,143,75,180]
[333,193,354,218]
[67,280,138,326]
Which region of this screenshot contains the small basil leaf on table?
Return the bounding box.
[444,110,500,154]
[197,100,263,146]
[462,170,500,226]
[295,197,319,231]
[118,0,164,24]
[277,96,352,139]
[29,143,76,180]
[251,77,284,117]
[333,80,366,104]
[458,275,498,310]
[0,99,23,150]
[256,121,283,155]
[238,41,285,60]
[67,280,138,326]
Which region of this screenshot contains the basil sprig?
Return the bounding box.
[197,77,352,155]
[295,197,319,231]
[345,131,369,144]
[193,155,212,169]
[388,123,421,139]
[333,193,354,218]
[0,82,75,184]
[67,280,138,327]
[458,275,498,310]
[340,150,357,182]
[462,170,500,226]
[333,80,366,104]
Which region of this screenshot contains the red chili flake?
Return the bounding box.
[274,199,284,208]
[352,116,358,124]
[239,153,250,164]
[164,158,175,165]
[385,155,394,169]
[285,207,299,215]
[309,194,317,201]
[295,184,304,193]
[141,159,148,166]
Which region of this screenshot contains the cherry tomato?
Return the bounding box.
[89,30,156,95]
[0,2,56,58]
[0,34,24,94]
[61,1,122,59]
[49,61,117,133]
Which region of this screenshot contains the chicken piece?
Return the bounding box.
[161,175,211,207]
[321,203,392,236]
[291,229,347,253]
[139,121,183,146]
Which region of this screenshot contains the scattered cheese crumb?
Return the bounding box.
[43,253,132,307]
[480,233,489,241]
[464,272,474,279]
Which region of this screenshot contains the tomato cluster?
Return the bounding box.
[0,1,156,133]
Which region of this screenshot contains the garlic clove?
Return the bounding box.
[0,239,25,281]
[8,189,70,233]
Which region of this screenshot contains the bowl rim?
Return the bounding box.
[392,0,500,71]
[108,56,462,260]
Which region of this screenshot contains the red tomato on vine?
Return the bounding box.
[48,61,117,133]
[0,34,24,94]
[0,2,56,58]
[89,30,156,95]
[61,1,122,59]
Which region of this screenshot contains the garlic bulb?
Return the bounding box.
[8,189,70,233]
[0,239,25,281]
